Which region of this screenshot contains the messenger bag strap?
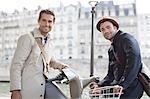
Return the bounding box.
[28,32,49,78]
[111,44,127,83]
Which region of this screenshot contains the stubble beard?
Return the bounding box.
[40,27,51,36]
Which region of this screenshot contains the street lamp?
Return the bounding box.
[89,1,98,77]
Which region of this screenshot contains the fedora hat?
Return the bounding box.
[96,17,119,32]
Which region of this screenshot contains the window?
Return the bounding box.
[68,25,72,31]
[68,40,72,47]
[60,49,63,55]
[108,10,111,16]
[68,48,72,54]
[124,9,129,16]
[68,16,72,22]
[115,10,119,16]
[60,25,63,31]
[85,12,90,18]
[81,47,85,54]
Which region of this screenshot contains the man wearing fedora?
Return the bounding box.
[90,17,144,99]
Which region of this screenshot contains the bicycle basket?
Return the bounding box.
[90,85,123,99]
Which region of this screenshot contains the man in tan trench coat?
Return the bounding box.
[10,9,70,99]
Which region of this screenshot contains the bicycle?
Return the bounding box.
[46,69,97,99]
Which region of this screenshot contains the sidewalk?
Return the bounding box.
[0,67,10,81]
[0,97,10,99]
[0,93,10,99]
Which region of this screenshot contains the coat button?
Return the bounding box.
[41,83,43,85]
[121,76,125,82]
[40,95,43,97]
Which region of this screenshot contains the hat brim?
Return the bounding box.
[96,18,119,32]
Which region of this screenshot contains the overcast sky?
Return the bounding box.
[0,0,149,14]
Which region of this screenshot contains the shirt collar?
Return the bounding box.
[32,28,50,39]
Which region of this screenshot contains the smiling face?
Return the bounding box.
[38,13,54,37]
[100,21,118,41]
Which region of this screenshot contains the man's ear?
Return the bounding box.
[114,26,118,31]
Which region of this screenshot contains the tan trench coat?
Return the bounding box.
[10,28,67,99]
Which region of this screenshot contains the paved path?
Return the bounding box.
[0,67,9,81]
[0,97,10,99]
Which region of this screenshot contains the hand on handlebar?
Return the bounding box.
[89,82,101,97]
[47,71,68,83]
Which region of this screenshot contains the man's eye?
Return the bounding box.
[106,26,111,29]
[101,29,104,32]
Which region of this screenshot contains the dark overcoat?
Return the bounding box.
[99,30,144,99]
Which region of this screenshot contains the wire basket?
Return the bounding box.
[90,85,123,99]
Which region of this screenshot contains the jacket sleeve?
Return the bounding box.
[99,63,115,87]
[10,34,32,91]
[120,36,142,89]
[49,57,68,70]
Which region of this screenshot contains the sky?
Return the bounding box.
[0,0,149,14]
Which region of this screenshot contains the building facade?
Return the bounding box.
[78,1,137,59]
[0,1,139,66]
[138,14,150,58]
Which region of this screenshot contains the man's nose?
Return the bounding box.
[104,29,109,34]
[45,21,50,26]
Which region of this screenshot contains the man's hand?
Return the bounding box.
[11,90,22,99]
[89,82,101,97]
[113,85,124,94]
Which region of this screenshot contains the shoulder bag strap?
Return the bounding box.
[111,45,127,83]
[111,45,121,65]
[28,33,49,74]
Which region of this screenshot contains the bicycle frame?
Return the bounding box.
[47,71,97,99]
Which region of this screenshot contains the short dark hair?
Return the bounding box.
[38,9,55,22]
